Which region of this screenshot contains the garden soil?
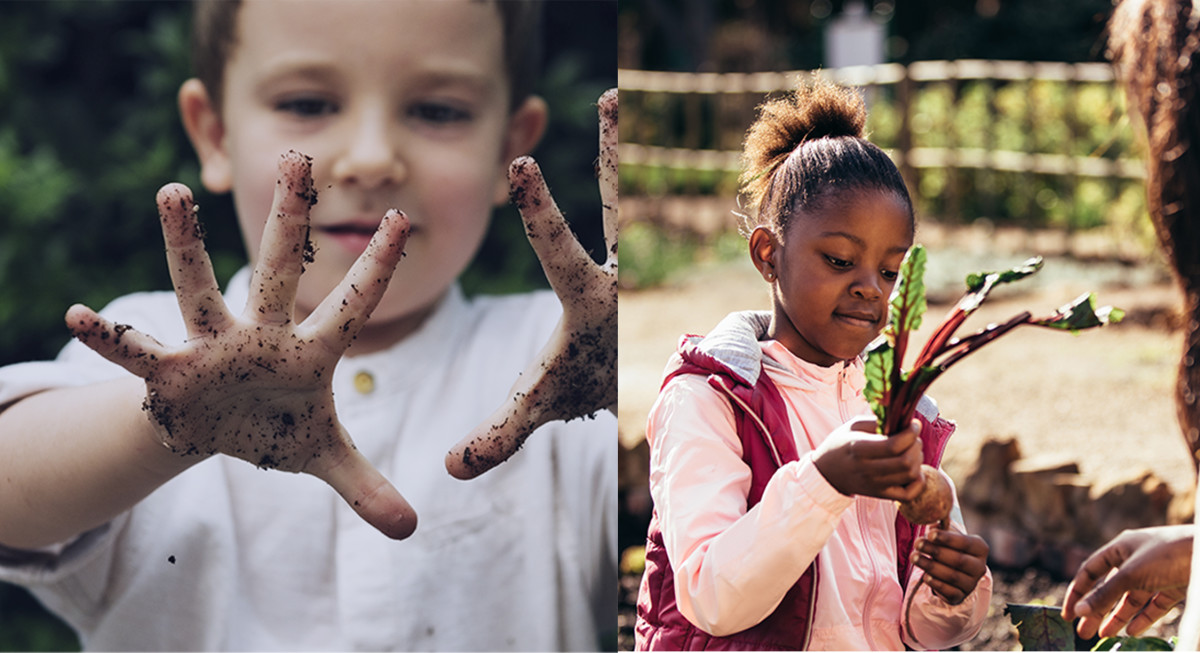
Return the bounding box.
[617,227,1193,650]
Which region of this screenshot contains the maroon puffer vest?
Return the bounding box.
[635,338,954,651]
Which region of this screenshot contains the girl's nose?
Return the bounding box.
[851,273,883,301]
[331,105,405,189]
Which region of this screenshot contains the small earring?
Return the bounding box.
[765,272,775,281]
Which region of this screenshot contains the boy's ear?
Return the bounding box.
[178,78,233,194]
[493,95,549,205]
[748,226,780,282]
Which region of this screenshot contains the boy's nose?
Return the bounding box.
[332,108,405,189]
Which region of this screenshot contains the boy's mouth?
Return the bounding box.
[314,219,383,255]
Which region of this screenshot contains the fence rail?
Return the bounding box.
[618,60,1149,236]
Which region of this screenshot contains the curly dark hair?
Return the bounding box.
[737,77,913,238]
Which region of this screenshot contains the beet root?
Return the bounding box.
[898,464,953,525]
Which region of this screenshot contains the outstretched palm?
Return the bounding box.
[66,151,418,539]
[445,88,618,479]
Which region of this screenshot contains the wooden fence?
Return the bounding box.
[618,61,1149,238]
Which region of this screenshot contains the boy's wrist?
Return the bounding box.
[115,377,206,480]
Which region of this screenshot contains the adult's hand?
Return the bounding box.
[1061,524,1193,638]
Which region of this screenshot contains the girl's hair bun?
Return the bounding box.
[736,76,911,237]
[739,78,868,212]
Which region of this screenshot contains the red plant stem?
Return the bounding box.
[884,310,1033,436]
[912,306,968,372]
[932,311,1032,373]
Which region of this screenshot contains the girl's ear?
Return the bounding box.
[493,95,549,205]
[749,226,780,283]
[179,78,233,194]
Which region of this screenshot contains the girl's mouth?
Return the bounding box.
[833,310,881,330]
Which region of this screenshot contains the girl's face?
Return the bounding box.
[752,190,914,367]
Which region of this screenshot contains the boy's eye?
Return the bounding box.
[409,102,472,125]
[275,97,338,118]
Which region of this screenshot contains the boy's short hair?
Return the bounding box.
[191,0,543,114]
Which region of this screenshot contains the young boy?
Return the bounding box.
[0,1,616,650]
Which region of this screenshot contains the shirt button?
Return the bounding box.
[353,371,375,395]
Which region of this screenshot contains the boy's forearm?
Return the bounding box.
[0,377,198,550]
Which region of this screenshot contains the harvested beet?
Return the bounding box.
[898,464,953,526]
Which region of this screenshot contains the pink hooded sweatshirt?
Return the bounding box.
[636,311,991,650]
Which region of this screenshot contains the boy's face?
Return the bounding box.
[185,0,545,336]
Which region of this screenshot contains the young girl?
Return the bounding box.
[634,79,992,650]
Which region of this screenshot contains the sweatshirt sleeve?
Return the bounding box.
[899,476,993,650]
[646,374,854,636]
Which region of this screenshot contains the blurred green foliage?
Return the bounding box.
[0,1,613,648]
[619,76,1150,238]
[0,0,614,369]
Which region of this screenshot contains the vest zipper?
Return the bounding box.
[837,361,851,423]
[844,359,888,648]
[858,502,884,650]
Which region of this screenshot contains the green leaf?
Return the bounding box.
[1093,636,1175,651]
[890,244,927,334]
[1032,293,1125,332]
[1005,603,1075,651]
[864,337,893,433]
[965,256,1045,293]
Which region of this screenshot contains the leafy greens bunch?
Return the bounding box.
[866,244,1123,437]
[864,244,1123,524]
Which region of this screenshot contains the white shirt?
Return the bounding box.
[0,269,617,651]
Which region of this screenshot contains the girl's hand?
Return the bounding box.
[445,88,617,480]
[65,151,418,540]
[814,417,925,501]
[1062,525,1192,638]
[912,527,990,605]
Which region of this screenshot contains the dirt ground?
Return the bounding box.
[617,226,1193,650]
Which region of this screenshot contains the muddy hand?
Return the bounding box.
[445,88,617,480]
[65,151,418,539]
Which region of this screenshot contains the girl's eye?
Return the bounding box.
[881,269,899,281]
[825,255,853,270]
[275,97,338,118]
[409,102,472,125]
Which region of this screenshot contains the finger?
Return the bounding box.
[444,329,565,480]
[878,479,925,503]
[156,183,232,339]
[65,304,169,378]
[1075,614,1104,640]
[596,88,617,261]
[304,209,410,351]
[1125,591,1183,636]
[928,529,991,558]
[1065,550,1128,619]
[246,151,317,324]
[915,541,986,589]
[316,444,417,540]
[1098,591,1153,638]
[919,571,968,605]
[509,156,595,299]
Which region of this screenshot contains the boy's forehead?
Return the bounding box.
[231,0,506,68]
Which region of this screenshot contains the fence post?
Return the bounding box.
[896,64,916,201]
